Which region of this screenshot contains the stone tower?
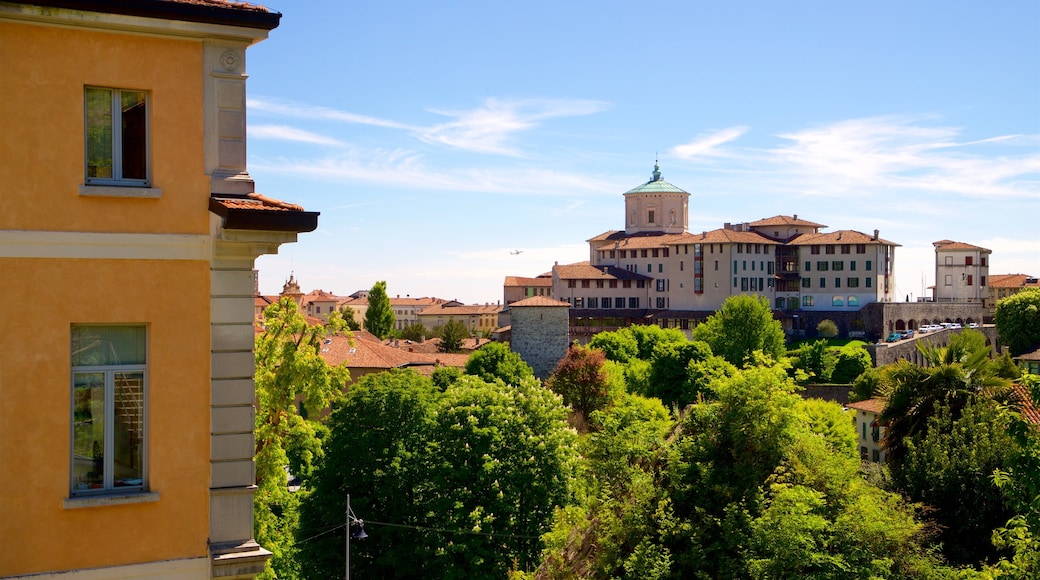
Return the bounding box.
[509,296,571,379]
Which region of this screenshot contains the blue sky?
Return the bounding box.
[247,1,1039,304]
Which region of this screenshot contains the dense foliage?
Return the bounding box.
[297,370,577,579]
[464,341,534,385]
[691,295,786,366]
[253,310,1040,579]
[994,288,1040,356]
[544,344,611,425]
[253,297,351,579]
[364,280,395,339]
[436,319,468,353]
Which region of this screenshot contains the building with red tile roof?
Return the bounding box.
[318,331,469,381]
[505,164,900,338]
[846,398,889,463]
[990,273,1039,311]
[933,239,992,306]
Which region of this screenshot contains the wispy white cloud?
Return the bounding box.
[252,147,618,197]
[764,115,1040,199]
[248,97,416,130]
[671,126,750,159]
[249,124,346,146]
[418,98,612,155]
[250,96,612,157]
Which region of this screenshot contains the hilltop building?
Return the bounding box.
[509,164,900,339]
[0,1,310,578]
[931,240,992,306]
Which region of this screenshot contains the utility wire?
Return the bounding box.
[292,519,540,548]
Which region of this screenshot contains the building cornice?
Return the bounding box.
[0,1,278,43]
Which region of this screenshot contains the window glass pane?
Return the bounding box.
[114,371,144,487]
[85,88,113,179]
[72,326,146,366]
[73,372,105,491]
[121,91,147,180]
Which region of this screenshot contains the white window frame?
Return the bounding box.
[70,325,148,497]
[82,87,161,198]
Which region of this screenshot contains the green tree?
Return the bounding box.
[995,288,1040,356]
[545,344,611,426]
[339,305,361,330]
[849,367,882,402]
[795,340,835,383]
[627,324,689,360]
[991,375,1040,578]
[437,319,467,353]
[831,343,873,384]
[253,297,351,579]
[816,318,839,338]
[646,339,713,406]
[464,341,533,385]
[894,398,1018,566]
[539,392,675,579]
[430,364,462,390]
[692,295,786,367]
[364,280,395,339]
[666,361,945,579]
[399,321,429,342]
[297,369,440,579]
[589,327,639,362]
[429,376,577,577]
[880,329,1012,465]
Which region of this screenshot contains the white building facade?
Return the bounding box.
[544,165,899,327]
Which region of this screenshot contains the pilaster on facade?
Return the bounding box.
[204,41,260,196]
[209,223,301,578]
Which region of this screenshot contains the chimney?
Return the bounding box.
[793,214,798,220]
[873,229,879,240]
[837,232,842,241]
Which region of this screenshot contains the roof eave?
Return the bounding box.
[209,197,320,233]
[16,0,282,30]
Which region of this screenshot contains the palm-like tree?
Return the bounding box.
[880,330,1012,465]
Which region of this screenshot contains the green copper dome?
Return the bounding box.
[624,162,689,195]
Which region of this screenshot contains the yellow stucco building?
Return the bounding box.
[0,1,314,578]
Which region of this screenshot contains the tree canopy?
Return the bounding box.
[995,288,1040,356]
[253,297,351,579]
[298,370,576,579]
[545,343,611,425]
[464,341,533,385]
[364,280,395,339]
[691,295,786,367]
[437,319,468,353]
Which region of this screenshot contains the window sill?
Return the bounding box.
[79,184,162,198]
[63,490,159,509]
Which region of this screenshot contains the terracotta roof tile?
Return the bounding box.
[1015,346,1040,362]
[553,262,652,281]
[748,215,827,228]
[589,231,691,249]
[510,296,570,307]
[418,303,503,316]
[933,239,991,252]
[990,274,1039,288]
[846,397,887,414]
[677,228,780,245]
[504,276,553,287]
[788,230,899,246]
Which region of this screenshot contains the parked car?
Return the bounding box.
[902,329,915,339]
[968,322,980,328]
[886,332,903,343]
